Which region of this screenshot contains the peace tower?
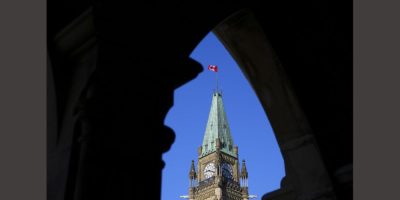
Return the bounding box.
[183,92,252,200]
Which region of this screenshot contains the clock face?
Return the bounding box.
[203,162,216,179]
[221,162,233,179]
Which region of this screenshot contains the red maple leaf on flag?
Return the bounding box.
[208,65,218,72]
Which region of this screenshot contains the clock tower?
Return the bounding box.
[185,91,251,200]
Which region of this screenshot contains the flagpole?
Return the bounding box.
[216,71,219,92]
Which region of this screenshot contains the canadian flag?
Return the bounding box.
[208,65,218,72]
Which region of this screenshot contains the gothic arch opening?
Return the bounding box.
[162,9,288,200]
[163,9,336,200]
[48,3,351,200]
[162,31,285,200]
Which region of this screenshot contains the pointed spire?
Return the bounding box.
[201,92,236,157]
[189,160,196,179]
[241,160,248,178]
[189,160,197,188]
[241,160,249,188]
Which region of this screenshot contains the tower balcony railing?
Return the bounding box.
[221,176,241,190]
[196,176,216,190]
[196,176,241,192]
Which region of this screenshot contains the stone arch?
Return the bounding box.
[48,2,352,200]
[211,9,336,200]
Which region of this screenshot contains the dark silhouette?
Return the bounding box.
[48,1,352,200]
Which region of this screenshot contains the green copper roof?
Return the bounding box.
[201,92,236,157]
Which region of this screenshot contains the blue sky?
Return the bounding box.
[162,32,285,200]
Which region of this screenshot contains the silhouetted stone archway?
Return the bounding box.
[213,10,335,199]
[48,2,352,200]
